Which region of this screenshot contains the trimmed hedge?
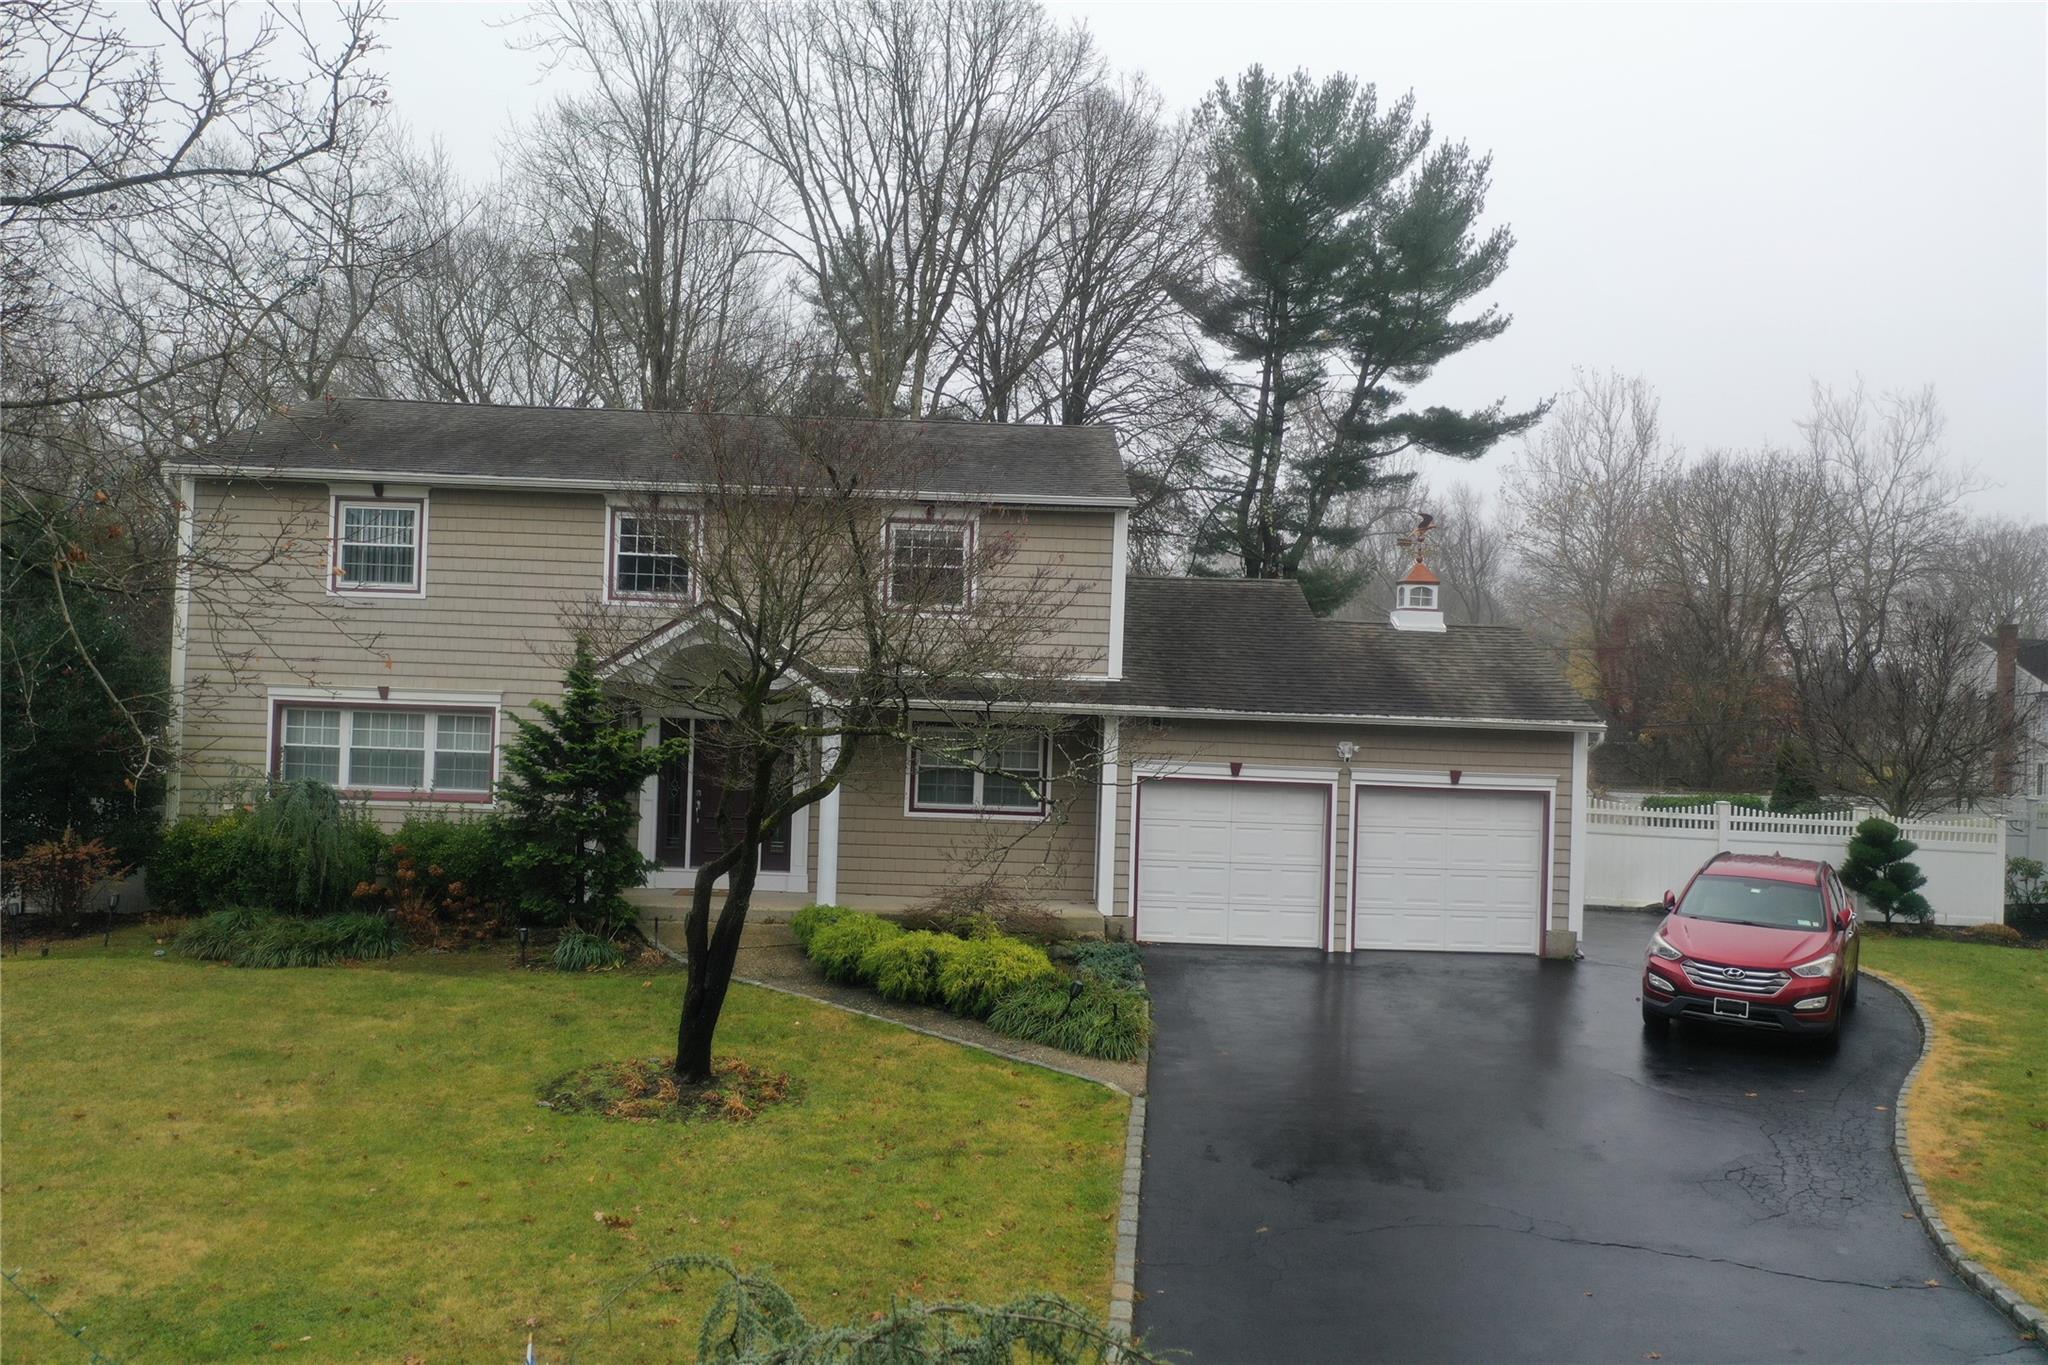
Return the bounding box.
[809,914,903,983]
[987,977,1153,1062]
[152,788,385,917]
[791,903,859,951]
[863,930,966,1004]
[937,936,1058,1018]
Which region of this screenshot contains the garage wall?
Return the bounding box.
[1113,719,1578,953]
[835,728,1099,905]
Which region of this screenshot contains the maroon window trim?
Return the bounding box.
[905,730,1051,816]
[606,507,700,604]
[329,495,426,595]
[270,699,498,805]
[1130,775,1336,951]
[883,516,975,612]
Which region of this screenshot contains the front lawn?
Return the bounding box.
[0,929,1127,1361]
[1862,936,2048,1308]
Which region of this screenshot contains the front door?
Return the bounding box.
[656,719,792,873]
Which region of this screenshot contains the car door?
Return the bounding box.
[1827,868,1860,980]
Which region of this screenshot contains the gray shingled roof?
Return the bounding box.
[1106,577,1602,725]
[178,397,1134,505]
[2018,639,2048,686]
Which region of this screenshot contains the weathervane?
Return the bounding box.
[1396,512,1439,565]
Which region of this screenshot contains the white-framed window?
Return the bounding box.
[1397,582,1436,610]
[885,518,972,610]
[331,498,424,594]
[274,703,496,799]
[608,508,696,602]
[908,728,1048,816]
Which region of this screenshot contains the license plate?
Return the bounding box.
[1713,997,1750,1019]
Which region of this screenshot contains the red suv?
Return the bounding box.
[1640,853,1860,1039]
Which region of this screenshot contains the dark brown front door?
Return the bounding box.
[656,719,791,873]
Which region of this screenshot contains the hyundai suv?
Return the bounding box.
[1640,853,1860,1039]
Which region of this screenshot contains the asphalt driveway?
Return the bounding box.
[1133,909,2034,1363]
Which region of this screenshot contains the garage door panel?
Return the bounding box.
[1353,787,1545,955]
[1139,780,1327,948]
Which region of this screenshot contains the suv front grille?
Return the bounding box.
[1682,959,1791,995]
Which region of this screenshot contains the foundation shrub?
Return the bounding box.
[790,903,858,951]
[987,976,1154,1062]
[808,914,902,984]
[937,936,1057,1018]
[863,930,967,1005]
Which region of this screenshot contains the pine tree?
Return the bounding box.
[1175,67,1545,612]
[1840,816,1931,924]
[497,640,686,936]
[1768,739,1821,812]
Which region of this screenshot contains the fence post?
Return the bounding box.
[1715,801,1731,852]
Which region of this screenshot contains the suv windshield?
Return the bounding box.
[1680,875,1826,931]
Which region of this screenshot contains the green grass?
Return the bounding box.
[1862,936,2048,1308]
[0,927,1127,1361]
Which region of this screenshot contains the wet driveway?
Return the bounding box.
[1133,910,2033,1363]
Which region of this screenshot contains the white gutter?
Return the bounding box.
[1106,509,1128,681]
[900,698,1606,733]
[163,475,196,822]
[162,463,1139,510]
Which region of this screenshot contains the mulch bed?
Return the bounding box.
[537,1055,797,1123]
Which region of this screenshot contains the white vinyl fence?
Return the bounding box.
[1585,800,2005,925]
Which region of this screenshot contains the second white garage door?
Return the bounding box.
[1352,787,1546,954]
[1136,779,1328,947]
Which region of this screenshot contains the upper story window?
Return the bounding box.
[332,498,424,595]
[908,728,1048,816]
[277,703,495,801]
[1396,582,1436,611]
[608,508,695,603]
[887,518,972,610]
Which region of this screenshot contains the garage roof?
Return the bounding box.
[1110,577,1602,727]
[167,398,1136,507]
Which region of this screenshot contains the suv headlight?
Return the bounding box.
[1790,953,1837,979]
[1649,931,1682,961]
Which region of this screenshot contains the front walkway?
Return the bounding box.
[1132,910,2029,1362]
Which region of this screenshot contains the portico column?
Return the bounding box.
[1094,717,1120,917]
[815,723,842,904]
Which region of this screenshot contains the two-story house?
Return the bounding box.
[165,399,1604,957]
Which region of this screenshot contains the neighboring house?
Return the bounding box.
[1987,627,2048,799]
[164,400,1604,957]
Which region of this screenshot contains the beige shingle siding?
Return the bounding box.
[176,480,1121,827]
[1111,719,1576,946]
[833,728,1099,904]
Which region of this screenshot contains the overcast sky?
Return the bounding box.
[373,1,2047,522]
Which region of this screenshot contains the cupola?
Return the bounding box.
[1390,558,1446,632]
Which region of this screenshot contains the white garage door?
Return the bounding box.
[1352,788,1545,954]
[1136,779,1327,947]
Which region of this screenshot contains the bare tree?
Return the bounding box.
[1786,603,2021,816]
[512,0,780,412]
[1941,518,2048,638]
[570,414,1091,1084]
[1502,369,1670,649]
[1636,448,1830,787]
[1794,381,1971,672]
[729,0,1098,416]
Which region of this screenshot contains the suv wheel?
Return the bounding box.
[1844,973,1859,1009]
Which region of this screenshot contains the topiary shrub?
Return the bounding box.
[987,976,1154,1061]
[808,913,901,984]
[937,936,1057,1018]
[1643,793,1769,811]
[553,930,627,972]
[1067,940,1145,991]
[1842,816,1931,924]
[862,930,966,1004]
[791,903,858,951]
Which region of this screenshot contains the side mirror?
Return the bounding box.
[1662,890,1678,912]
[1837,904,1854,929]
